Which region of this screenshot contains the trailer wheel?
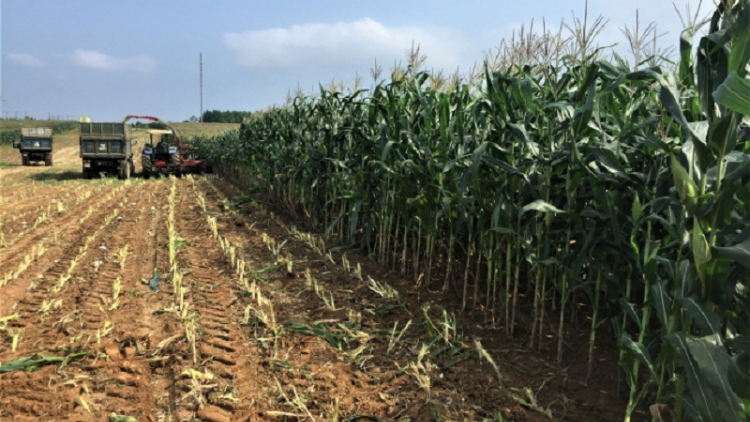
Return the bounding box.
[45,154,53,167]
[22,157,29,166]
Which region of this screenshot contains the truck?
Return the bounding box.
[79,122,136,179]
[13,128,54,166]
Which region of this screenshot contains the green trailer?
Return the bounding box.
[13,128,54,166]
[79,122,136,179]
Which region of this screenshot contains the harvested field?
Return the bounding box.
[0,128,626,421]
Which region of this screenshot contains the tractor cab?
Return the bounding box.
[142,129,180,177]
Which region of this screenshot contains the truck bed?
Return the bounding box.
[19,138,53,151]
[79,123,132,158]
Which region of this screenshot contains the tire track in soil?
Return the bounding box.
[57,182,163,421]
[0,181,191,422]
[0,182,118,283]
[0,184,82,231]
[0,183,80,220]
[127,180,191,422]
[0,182,130,317]
[0,183,146,354]
[194,177,405,419]
[169,179,269,422]
[0,181,112,247]
[0,183,149,422]
[86,180,185,422]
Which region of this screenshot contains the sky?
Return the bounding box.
[1,0,709,122]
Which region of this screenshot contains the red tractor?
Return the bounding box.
[122,115,212,178]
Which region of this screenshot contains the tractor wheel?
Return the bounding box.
[169,153,180,167]
[142,155,152,178]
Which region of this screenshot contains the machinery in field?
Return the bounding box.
[13,128,54,166]
[79,122,136,179]
[123,115,212,178]
[141,128,181,178]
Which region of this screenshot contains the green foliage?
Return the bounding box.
[51,121,77,134]
[200,109,255,124]
[0,129,20,145]
[194,1,750,419]
[0,350,90,373]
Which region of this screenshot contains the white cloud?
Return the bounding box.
[223,18,472,73]
[8,53,44,67]
[72,49,156,72]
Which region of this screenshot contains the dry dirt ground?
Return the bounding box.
[0,133,633,421]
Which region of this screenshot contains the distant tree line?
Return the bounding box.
[199,110,254,123]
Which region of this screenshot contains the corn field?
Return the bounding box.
[194,2,750,420]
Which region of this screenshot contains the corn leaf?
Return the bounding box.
[0,351,89,373]
[619,334,658,382]
[714,72,750,116]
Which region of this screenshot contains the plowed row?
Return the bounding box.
[0,140,625,422]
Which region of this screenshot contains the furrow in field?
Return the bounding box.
[0,184,143,351]
[0,181,113,250]
[0,181,118,279]
[0,182,81,221]
[168,178,270,421]
[0,183,131,318]
[0,181,92,220]
[49,183,165,421]
[196,177,433,419]
[0,187,102,252]
[0,183,153,422]
[0,183,75,216]
[0,366,77,422]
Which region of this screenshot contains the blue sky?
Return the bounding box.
[1,0,707,122]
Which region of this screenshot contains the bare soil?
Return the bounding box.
[0,138,638,421]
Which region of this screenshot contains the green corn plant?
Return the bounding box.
[189,3,750,418]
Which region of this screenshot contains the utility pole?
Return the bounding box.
[200,52,203,123]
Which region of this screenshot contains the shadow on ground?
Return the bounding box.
[30,170,84,182]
